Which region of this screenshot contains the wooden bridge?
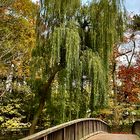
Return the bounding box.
[20,118,140,140]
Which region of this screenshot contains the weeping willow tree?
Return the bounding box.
[86,0,125,116]
[29,0,125,134]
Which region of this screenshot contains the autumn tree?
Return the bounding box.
[111,13,140,126]
[0,0,37,130]
[117,14,140,103]
[0,0,37,94]
[118,65,140,103]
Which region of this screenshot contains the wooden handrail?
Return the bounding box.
[20,118,110,140]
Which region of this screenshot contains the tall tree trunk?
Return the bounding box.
[29,65,62,135]
[29,96,45,135]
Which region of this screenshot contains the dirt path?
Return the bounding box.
[87,133,140,140]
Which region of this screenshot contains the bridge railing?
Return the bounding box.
[20,118,110,140]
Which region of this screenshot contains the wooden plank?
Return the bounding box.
[86,134,139,140]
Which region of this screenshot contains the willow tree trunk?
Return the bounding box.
[29,65,62,135]
[29,95,45,135]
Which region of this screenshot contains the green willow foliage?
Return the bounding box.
[31,0,125,124]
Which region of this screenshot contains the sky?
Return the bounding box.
[124,0,140,14]
[32,0,140,14]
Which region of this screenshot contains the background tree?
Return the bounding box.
[0,0,37,131]
[111,13,140,127]
[131,14,140,30]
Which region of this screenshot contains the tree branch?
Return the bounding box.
[128,40,136,68]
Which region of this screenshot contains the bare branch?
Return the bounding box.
[117,50,132,58]
[128,40,136,68]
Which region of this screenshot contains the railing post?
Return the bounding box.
[89,120,93,134]
[82,121,84,138]
[85,121,88,136]
[77,122,82,139]
[44,136,48,140]
[63,128,66,140]
[99,121,101,131]
[93,121,96,132]
[74,123,77,140]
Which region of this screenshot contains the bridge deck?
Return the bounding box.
[86,133,140,140]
